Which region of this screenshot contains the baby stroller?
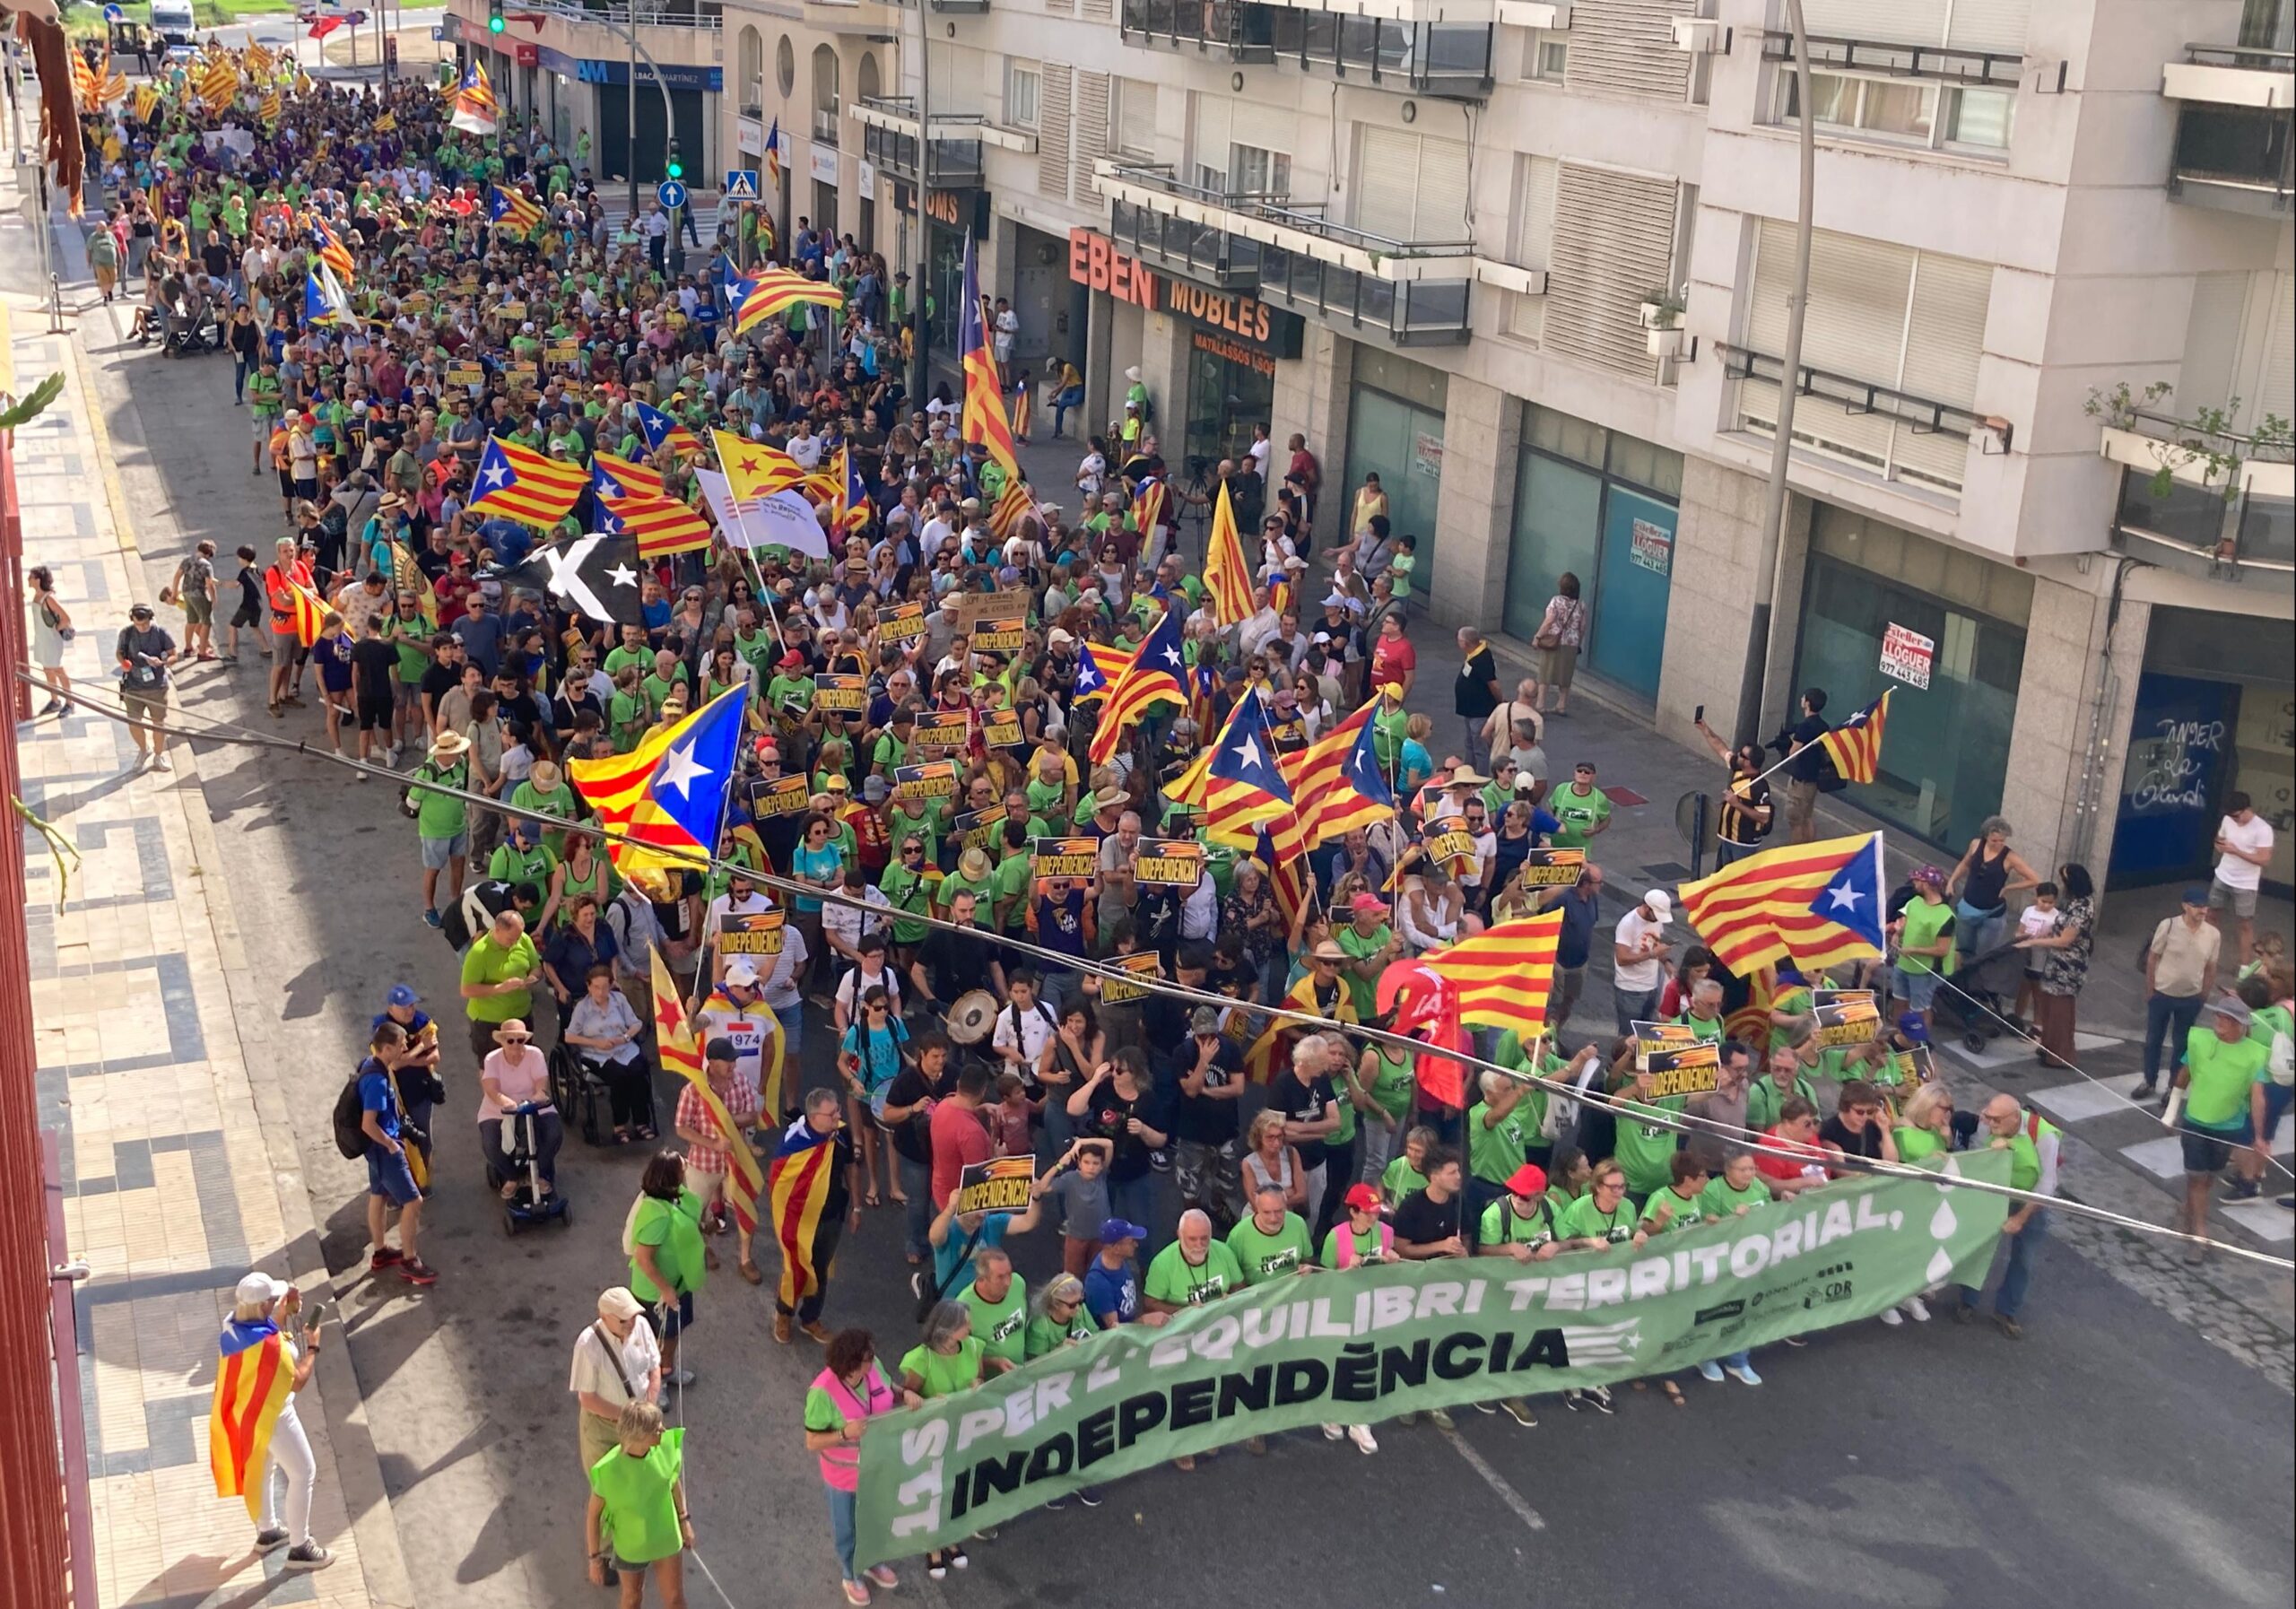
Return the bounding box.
[1933,940,2031,1053]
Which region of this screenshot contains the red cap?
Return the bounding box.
[1342,1183,1381,1212]
[1506,1163,1549,1198]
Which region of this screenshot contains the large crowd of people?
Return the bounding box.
[78,42,2293,1609]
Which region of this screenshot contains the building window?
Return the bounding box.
[1008,61,1042,128]
[1230,143,1292,197]
[1524,31,1568,82]
[1779,71,2015,155]
[1111,76,1155,157]
[738,27,764,111]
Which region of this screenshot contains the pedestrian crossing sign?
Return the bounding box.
[724,170,760,200]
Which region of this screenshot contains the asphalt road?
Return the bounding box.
[74,297,2296,1609]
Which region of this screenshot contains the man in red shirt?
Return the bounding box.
[262,535,312,716]
[1369,613,1417,701]
[927,1064,996,1210]
[1752,1099,1837,1196]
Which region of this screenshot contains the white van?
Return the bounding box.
[150,0,197,47]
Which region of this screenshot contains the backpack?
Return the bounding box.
[331,1072,370,1159]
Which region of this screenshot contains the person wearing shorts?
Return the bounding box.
[1891,865,1955,1031]
[349,613,400,769]
[115,604,177,771]
[2177,996,2273,1239]
[264,536,310,715]
[358,1023,437,1284]
[315,613,357,756]
[170,541,218,661]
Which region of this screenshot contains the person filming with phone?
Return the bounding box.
[214,1272,334,1571]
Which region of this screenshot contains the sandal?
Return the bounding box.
[738,1259,763,1285]
[864,1191,883,1210]
[636,1126,657,1142]
[1661,1381,1685,1406]
[499,1181,518,1201]
[613,1129,632,1145]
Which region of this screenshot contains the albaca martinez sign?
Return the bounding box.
[1068,229,1303,359]
[856,1152,2011,1562]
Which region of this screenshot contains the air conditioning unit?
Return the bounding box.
[1670,16,1726,53]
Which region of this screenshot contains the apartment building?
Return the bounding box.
[718,0,2292,893]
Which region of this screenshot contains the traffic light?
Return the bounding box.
[487,0,505,33]
[665,140,683,181]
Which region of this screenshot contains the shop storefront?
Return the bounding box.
[1790,507,2031,850]
[903,186,987,375]
[2109,605,2295,891]
[1500,404,1683,703]
[1343,349,1447,575]
[540,47,717,188]
[1066,230,1302,471]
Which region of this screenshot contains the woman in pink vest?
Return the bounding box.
[802,1327,918,1605]
[1316,1183,1393,1455]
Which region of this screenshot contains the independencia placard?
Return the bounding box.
[717,909,787,956]
[856,1154,2008,1561]
[1133,839,1205,886]
[1514,847,1586,888]
[954,1155,1037,1217]
[1032,837,1098,878]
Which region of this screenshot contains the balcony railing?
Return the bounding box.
[1719,344,1992,437]
[1258,243,1471,345]
[1760,31,2022,87]
[1100,162,1476,275]
[1110,196,1266,290]
[931,0,989,12]
[1118,0,1492,98]
[567,0,724,25]
[863,119,987,187]
[813,108,841,148]
[2112,468,2295,579]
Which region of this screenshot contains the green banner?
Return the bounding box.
[857,1155,2009,1561]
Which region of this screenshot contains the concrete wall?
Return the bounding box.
[1655,457,1807,745]
[1426,376,1519,630]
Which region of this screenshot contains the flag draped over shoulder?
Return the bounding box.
[650,948,765,1233]
[209,1319,294,1521]
[958,233,1019,484]
[570,686,751,882]
[1818,691,1891,787]
[1244,972,1360,1083]
[1675,831,1888,974]
[1419,911,1564,1036]
[769,1117,840,1310]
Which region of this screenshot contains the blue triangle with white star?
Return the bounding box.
[1807,831,1887,950]
[645,686,751,852]
[1340,712,1396,809]
[1209,692,1292,802]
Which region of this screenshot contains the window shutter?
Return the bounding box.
[1191,93,1231,182]
[1895,253,1989,489]
[1231,103,1292,161]
[1074,71,1109,203]
[1744,220,1909,471]
[1508,154,1559,344]
[1116,78,1155,156]
[1355,126,1422,239]
[1565,0,1690,100]
[1082,0,1113,20]
[1944,0,2030,55]
[2177,273,2247,413]
[2257,272,2296,425]
[1046,0,1074,15]
[1801,0,1947,43]
[1414,133,1472,241]
[1039,64,1072,201]
[1544,161,1676,379]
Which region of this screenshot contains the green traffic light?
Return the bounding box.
[666,161,683,179]
[488,13,504,30]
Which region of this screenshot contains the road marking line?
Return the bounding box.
[1442,1424,1545,1531]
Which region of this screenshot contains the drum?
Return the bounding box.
[945,988,999,1045]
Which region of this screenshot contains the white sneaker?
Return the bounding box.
[1321,1422,1344,1441]
[152,753,172,772]
[1347,1423,1378,1455]
[1901,1296,1931,1323]
[1697,1360,1725,1383]
[665,1367,695,1387]
[1878,1306,1904,1326]
[1726,1363,1763,1387]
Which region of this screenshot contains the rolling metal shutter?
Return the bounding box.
[1074,71,1110,203]
[1895,252,1991,490]
[1039,64,1072,201]
[1544,161,1676,379]
[1115,77,1155,157]
[2259,272,2296,424]
[1508,154,1559,344]
[1566,0,1690,100]
[1802,0,2025,51]
[1353,127,1470,242]
[1746,219,1911,470]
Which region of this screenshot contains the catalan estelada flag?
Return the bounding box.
[710,428,804,500]
[728,267,846,334]
[1420,911,1564,1036]
[1818,690,1891,787]
[638,400,705,461]
[210,1317,296,1521]
[469,437,587,529]
[449,60,499,135]
[1245,968,1361,1082]
[1203,480,1254,624]
[836,446,872,533]
[490,184,545,240]
[1198,689,1294,848]
[1071,639,1128,708]
[1283,699,1396,850]
[1724,962,1778,1048]
[309,216,355,283]
[604,489,715,558]
[570,685,750,881]
[650,947,765,1232]
[1675,831,1888,975]
[1088,607,1187,765]
[1133,477,1169,552]
[769,1113,842,1311]
[764,117,783,187]
[958,232,1019,484]
[591,450,663,500]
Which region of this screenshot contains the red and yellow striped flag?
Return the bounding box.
[1203,479,1254,624]
[209,1323,295,1521]
[987,478,1033,542]
[958,234,1019,483]
[650,948,764,1232]
[592,449,664,499]
[609,490,715,558]
[1818,690,1891,787]
[469,437,587,529]
[768,1115,839,1310]
[288,585,329,649]
[1420,911,1563,1035]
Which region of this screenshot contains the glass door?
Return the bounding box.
[1344,387,1443,572]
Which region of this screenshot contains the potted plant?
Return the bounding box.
[1640,291,1688,357]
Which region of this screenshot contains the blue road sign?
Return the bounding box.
[723,170,759,200]
[657,178,690,210]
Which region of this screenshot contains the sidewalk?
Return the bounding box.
[6,169,411,1607]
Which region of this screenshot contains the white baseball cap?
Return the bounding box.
[1644,890,1673,921]
[725,959,761,987]
[234,1271,289,1309]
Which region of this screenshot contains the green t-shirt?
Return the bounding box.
[1381,1155,1431,1202]
[1478,1195,1559,1248]
[1466,1100,1536,1187]
[587,1429,685,1565]
[392,616,436,683]
[604,644,653,680]
[1745,1074,1816,1133]
[1335,924,1391,1020]
[1892,1126,1945,1166]
[1898,897,1956,976]
[1674,1012,1727,1045]
[1144,1240,1243,1307]
[1613,1092,1688,1196]
[1700,1175,1772,1218]
[1388,550,1416,601]
[959,1277,1031,1367]
[938,870,994,917]
[1365,1048,1415,1123]
[248,372,283,419]
[460,932,539,1022]
[1557,1192,1638,1245]
[1025,775,1066,819]
[1639,1184,1705,1235]
[627,1188,705,1301]
[1548,784,1612,848]
[411,759,469,839]
[991,852,1033,933]
[1025,1310,1096,1359]
[2184,1027,2271,1131]
[488,841,559,905]
[1226,1213,1314,1284]
[900,1338,986,1400]
[879,863,935,945]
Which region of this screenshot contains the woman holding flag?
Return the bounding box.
[211,1271,332,1571]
